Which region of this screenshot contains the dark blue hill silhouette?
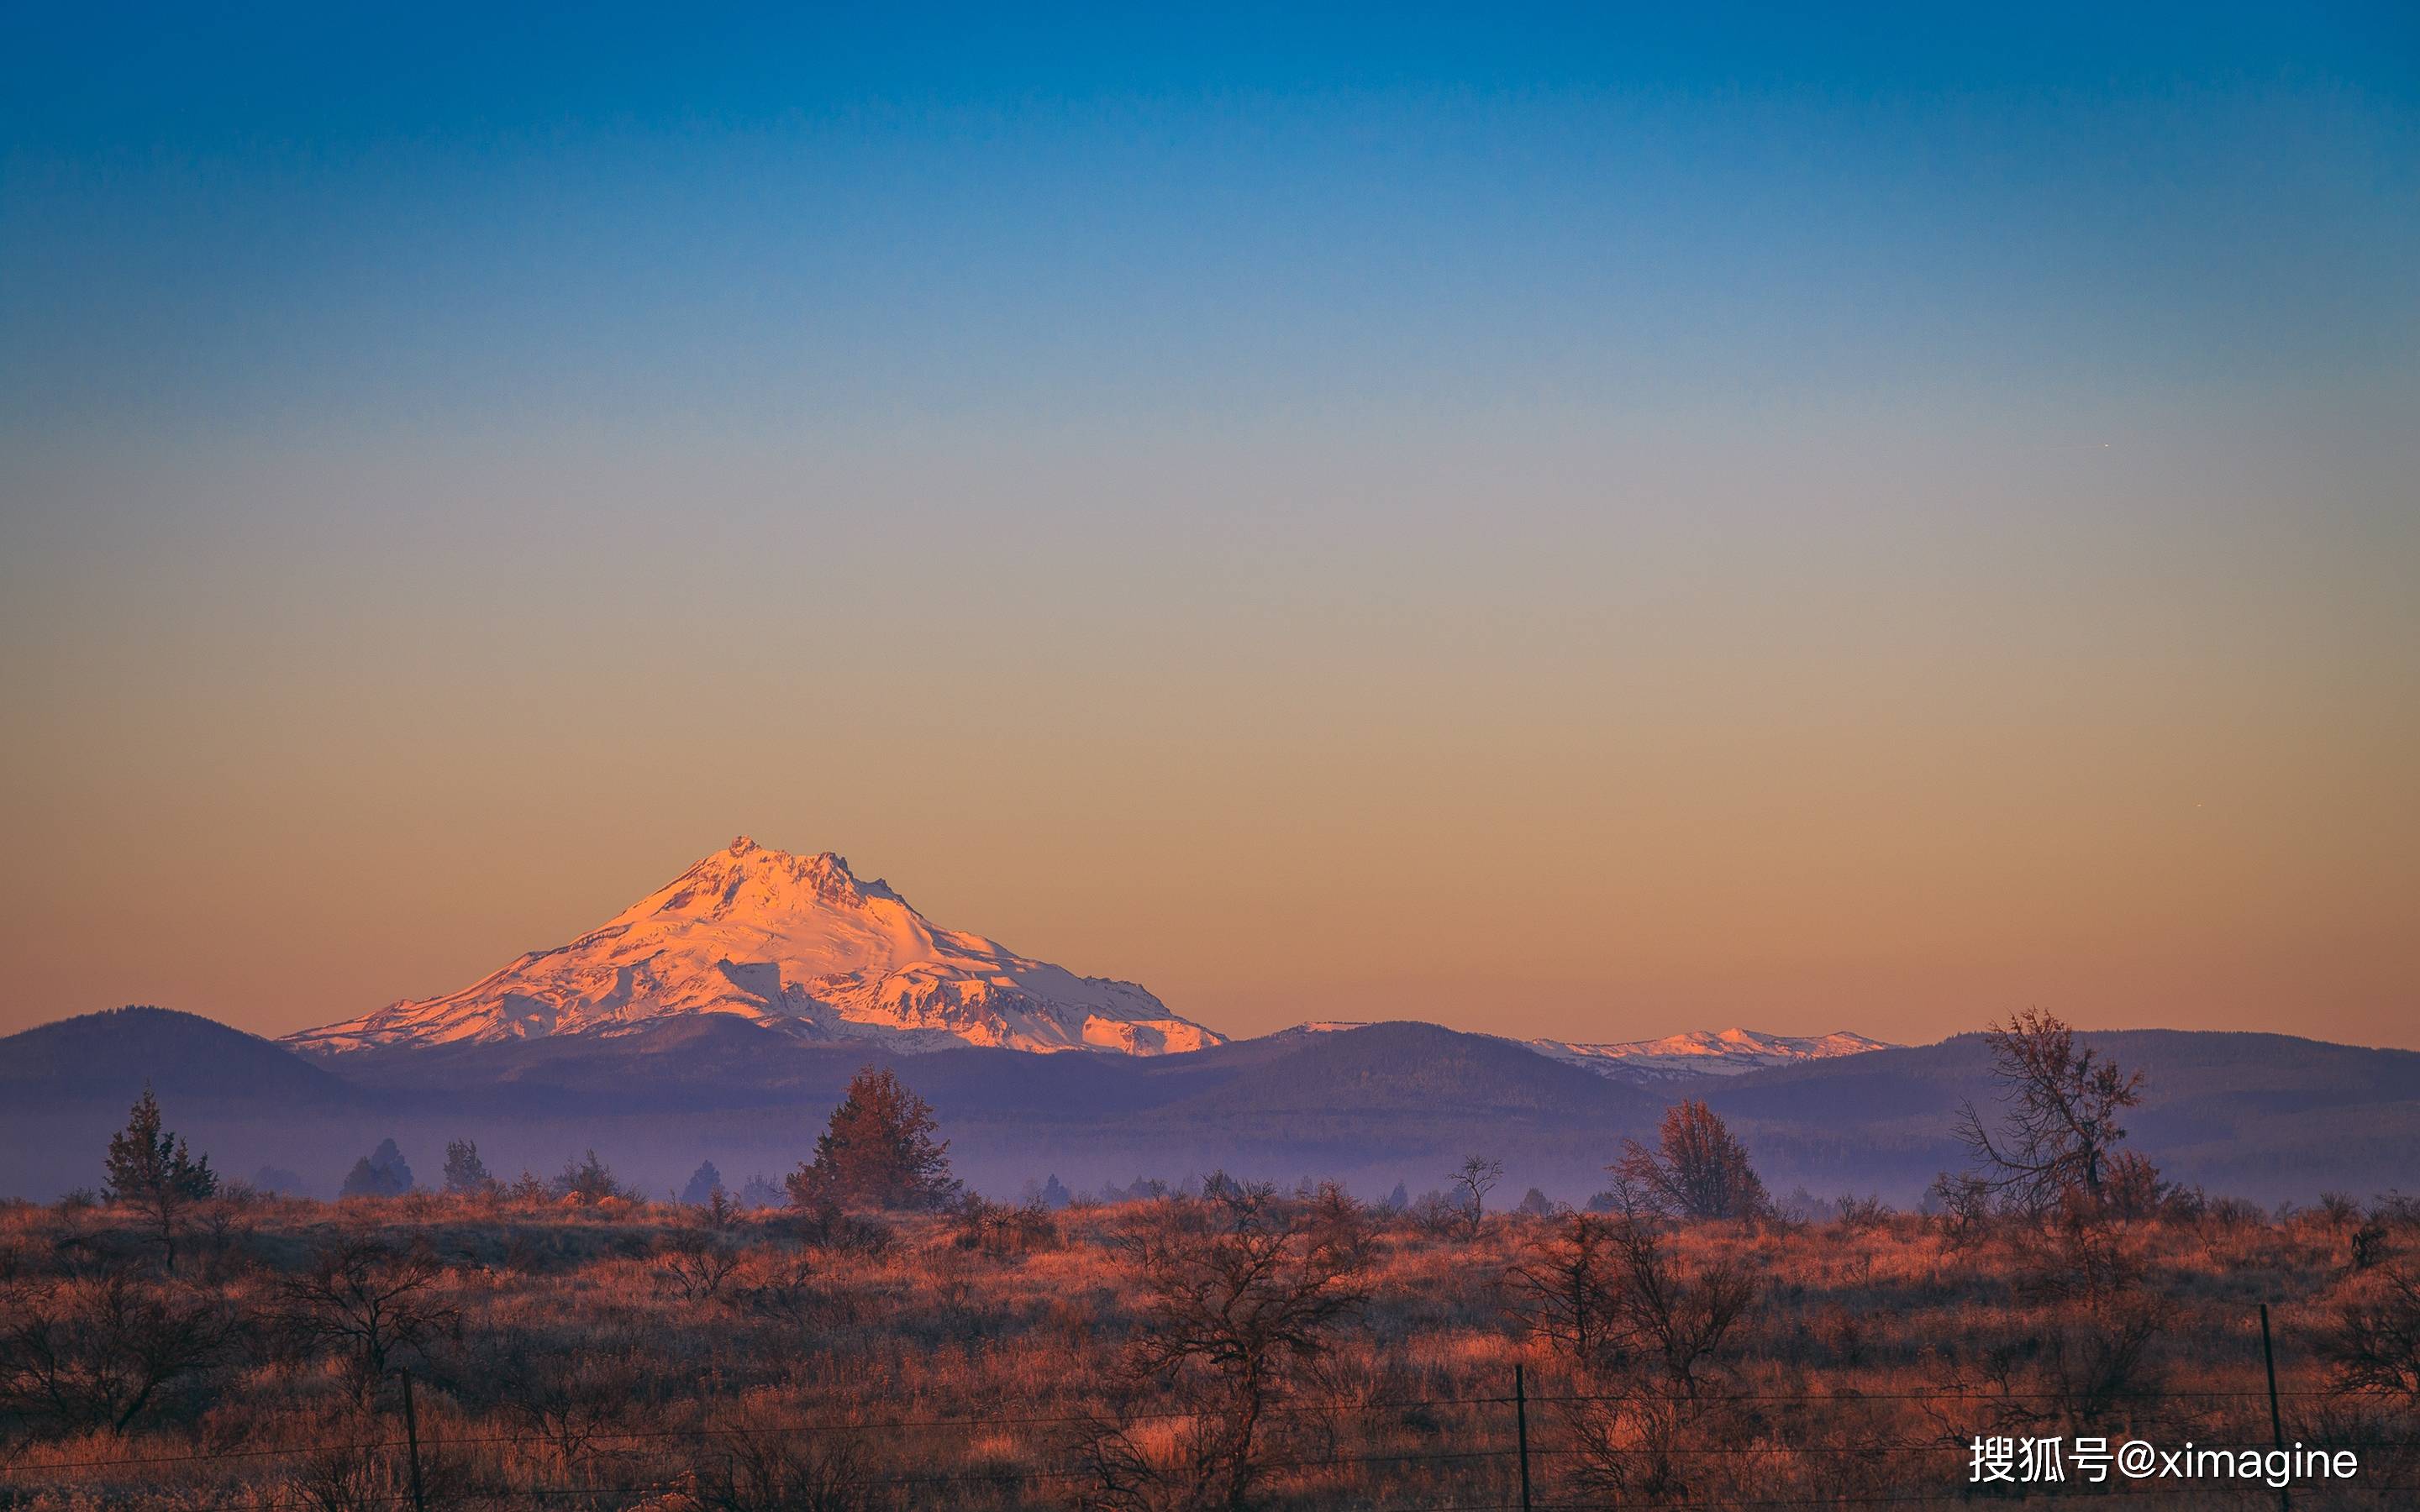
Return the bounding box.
[0,1005,351,1105]
[1702,1029,2420,1201]
[1,1010,2413,1207]
[1160,1021,1651,1119]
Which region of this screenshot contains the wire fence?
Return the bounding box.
[20,1384,2389,1473]
[9,1373,2416,1512]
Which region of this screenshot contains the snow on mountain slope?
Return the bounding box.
[1526,1026,1891,1080]
[1260,1021,1891,1080]
[284,838,1224,1057]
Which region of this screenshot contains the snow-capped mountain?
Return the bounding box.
[1265,1022,1888,1080]
[284,837,1224,1057]
[1526,1027,1891,1080]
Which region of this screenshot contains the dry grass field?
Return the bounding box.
[3,1174,2417,1511]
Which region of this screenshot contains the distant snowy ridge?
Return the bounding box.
[286,837,1223,1058]
[1523,1026,1891,1080]
[1265,1021,1890,1080]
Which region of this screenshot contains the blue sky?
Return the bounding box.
[7,3,2413,435]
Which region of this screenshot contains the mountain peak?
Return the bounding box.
[704,837,859,879]
[660,839,898,920]
[285,838,1223,1058]
[713,835,850,873]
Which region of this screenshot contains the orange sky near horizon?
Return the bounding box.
[3,404,2414,1051]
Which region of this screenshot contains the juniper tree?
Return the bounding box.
[442,1139,494,1195]
[339,1140,413,1199]
[787,1066,957,1212]
[103,1088,216,1273]
[680,1160,725,1206]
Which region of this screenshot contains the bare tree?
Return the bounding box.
[1834,1192,1890,1232]
[653,1227,745,1302]
[287,1419,419,1512]
[0,1272,231,1431]
[1613,1101,1770,1221]
[2324,1266,2420,1404]
[1928,1171,1996,1254]
[1406,1189,1464,1240]
[1083,1186,1373,1510]
[689,1399,879,1511]
[1597,1200,1759,1399]
[458,1331,646,1476]
[1507,1212,1623,1366]
[1449,1155,1503,1240]
[276,1235,457,1400]
[1955,1009,2144,1215]
[1554,1196,1760,1507]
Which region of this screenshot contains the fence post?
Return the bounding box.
[1514,1362,1533,1512]
[400,1367,429,1512]
[2260,1303,2287,1512]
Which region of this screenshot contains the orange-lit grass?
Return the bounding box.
[0,1194,2410,1509]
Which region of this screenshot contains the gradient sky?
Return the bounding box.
[3,3,2415,1048]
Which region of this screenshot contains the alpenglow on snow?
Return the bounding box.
[285,837,1223,1057]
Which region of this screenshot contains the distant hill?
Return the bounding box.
[0,1006,360,1200]
[1265,1021,1893,1084]
[1702,1029,2420,1203]
[2,1011,2413,1207]
[320,1016,1659,1147]
[0,1005,352,1105]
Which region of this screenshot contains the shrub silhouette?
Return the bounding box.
[553,1149,626,1205]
